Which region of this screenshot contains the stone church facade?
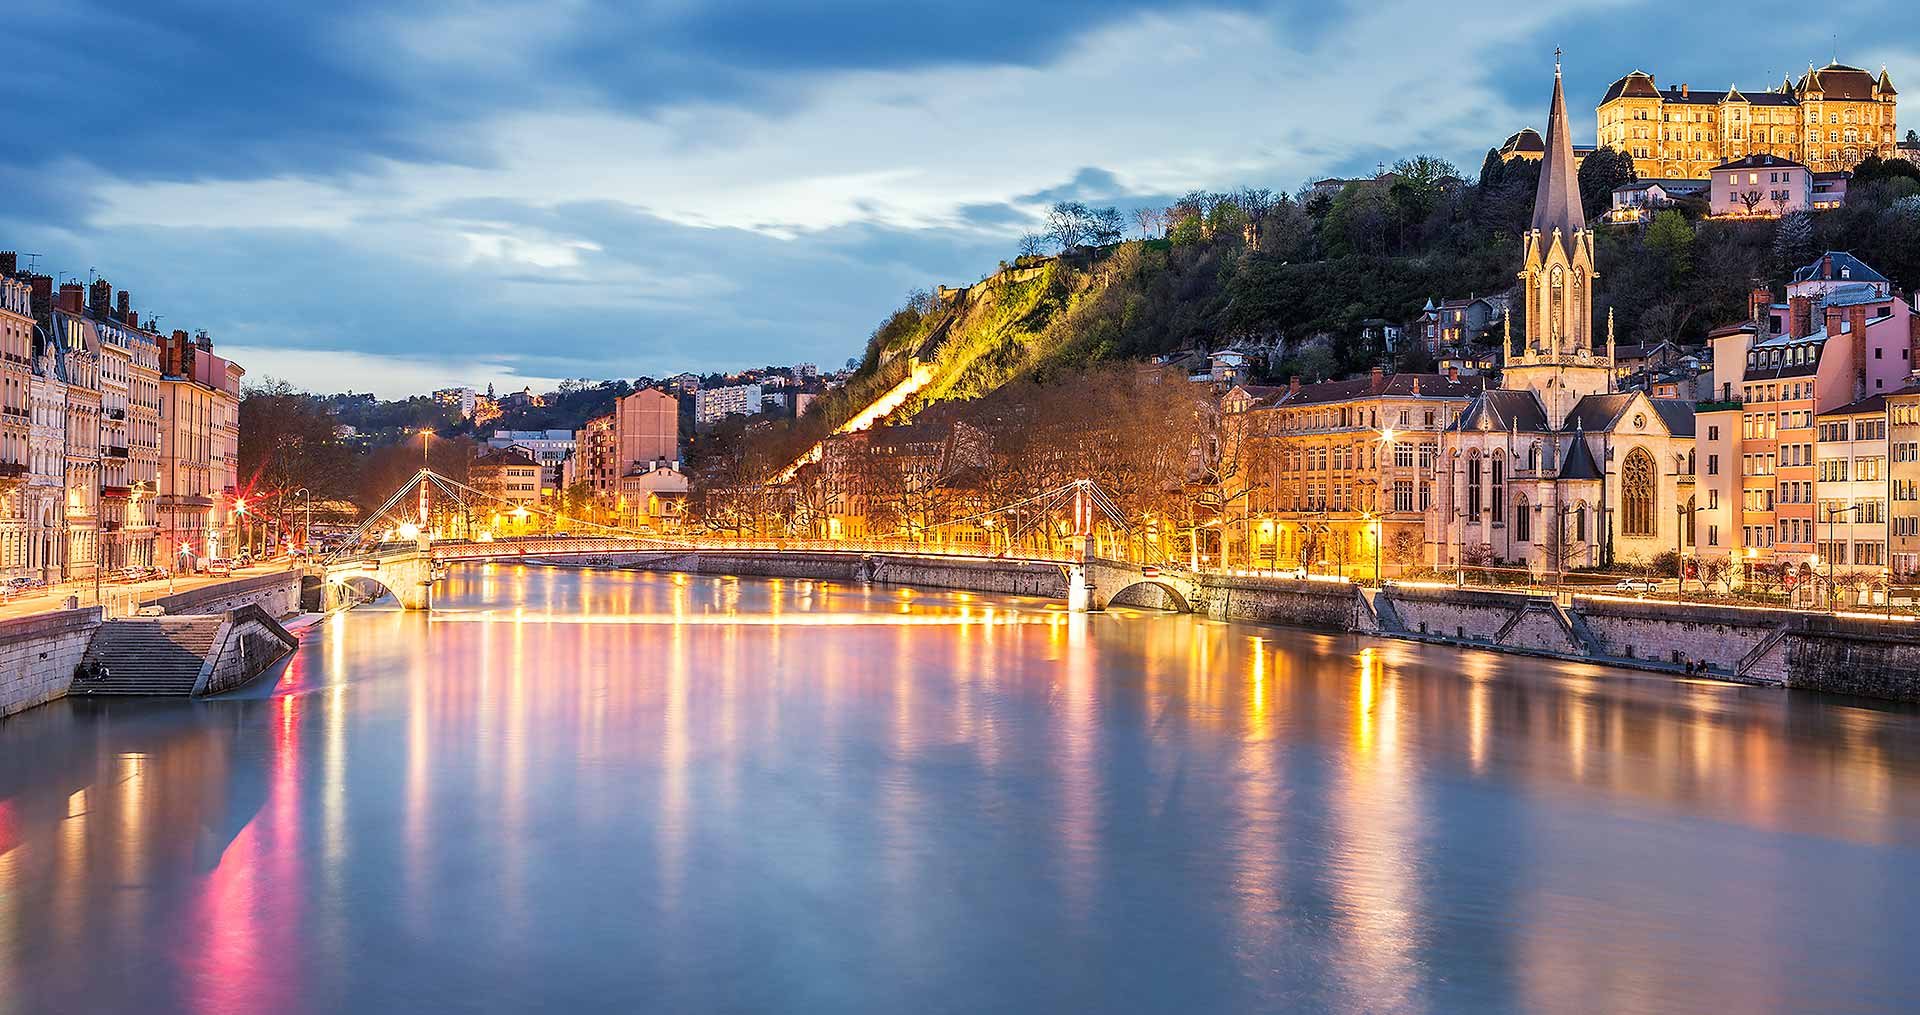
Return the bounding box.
[1429,60,1698,572]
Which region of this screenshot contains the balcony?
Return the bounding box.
[106,445,129,459]
[101,485,131,501]
[105,408,126,421]
[0,461,24,484]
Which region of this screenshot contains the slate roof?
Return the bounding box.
[1712,153,1807,172]
[1799,63,1880,101]
[1825,283,1891,308]
[1533,66,1586,235]
[1793,251,1888,286]
[1276,372,1487,407]
[1818,394,1888,417]
[1562,393,1637,433]
[1450,389,1550,433]
[1558,435,1602,480]
[1651,398,1696,437]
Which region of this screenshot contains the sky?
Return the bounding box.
[1,1,1912,399]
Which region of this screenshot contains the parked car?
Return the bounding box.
[1613,577,1660,595]
[3,575,46,595]
[206,558,234,576]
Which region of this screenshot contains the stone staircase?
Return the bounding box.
[70,617,225,696]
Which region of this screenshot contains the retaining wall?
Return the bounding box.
[143,570,303,618]
[197,604,300,697]
[0,608,103,718]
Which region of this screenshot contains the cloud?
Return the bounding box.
[4,0,1912,393]
[226,344,566,401]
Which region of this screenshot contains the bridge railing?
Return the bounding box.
[407,534,1088,566]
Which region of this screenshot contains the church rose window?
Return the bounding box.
[1622,448,1656,536]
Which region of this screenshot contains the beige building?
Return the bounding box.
[51,287,103,581]
[573,387,680,503]
[1599,62,1898,180]
[157,330,243,567]
[0,265,31,579]
[1236,369,1486,576]
[471,448,545,515]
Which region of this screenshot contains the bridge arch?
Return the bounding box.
[1102,579,1194,613]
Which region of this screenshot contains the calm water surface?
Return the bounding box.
[3,564,1920,1013]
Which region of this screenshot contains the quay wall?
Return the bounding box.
[516,553,1920,703]
[0,609,104,719]
[144,570,303,619]
[197,605,300,698]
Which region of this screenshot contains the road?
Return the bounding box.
[0,562,297,622]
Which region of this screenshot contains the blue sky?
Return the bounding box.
[2,0,1910,397]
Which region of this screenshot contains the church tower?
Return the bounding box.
[1505,54,1612,425]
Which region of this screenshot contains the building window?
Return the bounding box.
[1621,447,1656,536]
[1514,497,1531,541]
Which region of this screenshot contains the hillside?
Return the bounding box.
[743,152,1920,479]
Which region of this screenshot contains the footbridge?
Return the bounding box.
[317,471,1194,613]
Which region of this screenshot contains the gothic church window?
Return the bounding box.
[1622,448,1656,536]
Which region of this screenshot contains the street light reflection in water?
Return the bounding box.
[0,564,1918,1014]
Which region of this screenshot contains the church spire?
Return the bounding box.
[1532,50,1586,236]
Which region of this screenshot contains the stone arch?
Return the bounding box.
[1105,580,1193,613]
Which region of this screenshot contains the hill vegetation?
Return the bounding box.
[736,149,1920,480]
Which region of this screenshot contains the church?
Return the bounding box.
[1428,59,1697,573]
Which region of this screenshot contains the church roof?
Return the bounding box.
[1651,398,1696,437]
[1562,392,1637,432]
[1558,435,1602,480]
[1532,60,1586,236]
[1450,389,1549,433]
[1878,67,1897,96]
[1501,128,1546,154]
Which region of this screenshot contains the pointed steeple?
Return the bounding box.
[1878,66,1897,97]
[1532,51,1586,237]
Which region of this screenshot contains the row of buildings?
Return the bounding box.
[478,387,688,530]
[0,254,243,581]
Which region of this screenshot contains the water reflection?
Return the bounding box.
[0,564,1917,1013]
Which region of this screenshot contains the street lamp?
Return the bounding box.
[233,497,249,561]
[292,487,311,550]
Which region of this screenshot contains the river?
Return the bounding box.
[1,564,1918,1013]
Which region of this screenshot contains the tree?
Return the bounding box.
[1045,201,1092,251]
[1576,146,1637,221]
[1090,206,1125,246]
[1388,155,1459,227]
[1772,211,1815,274]
[1644,209,1695,281]
[1131,206,1165,239]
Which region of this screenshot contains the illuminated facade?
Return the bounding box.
[1599,62,1897,179]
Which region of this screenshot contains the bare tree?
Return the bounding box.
[1738,189,1766,216]
[1131,206,1165,239]
[1045,201,1092,251]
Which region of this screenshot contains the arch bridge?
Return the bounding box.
[317,472,1195,613]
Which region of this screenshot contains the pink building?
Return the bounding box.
[1709,154,1810,217]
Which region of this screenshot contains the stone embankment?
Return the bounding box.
[618,553,1920,703]
[1,571,305,718]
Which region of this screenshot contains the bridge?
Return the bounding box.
[315,470,1198,613]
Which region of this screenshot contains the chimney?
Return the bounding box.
[1789,295,1813,338]
[1289,375,1301,395]
[1749,286,1772,324]
[1822,254,1834,279]
[88,279,111,317]
[1370,365,1386,392]
[0,252,14,276]
[195,329,212,351]
[58,283,84,315]
[29,276,52,321]
[1681,83,1690,97]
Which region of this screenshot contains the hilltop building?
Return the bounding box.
[1598,62,1898,180]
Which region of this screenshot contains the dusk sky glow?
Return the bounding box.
[3,0,1910,396]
